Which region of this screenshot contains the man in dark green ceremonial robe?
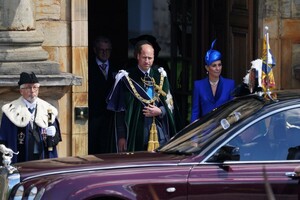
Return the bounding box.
[107,40,182,152]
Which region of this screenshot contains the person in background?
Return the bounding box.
[107,40,182,152]
[88,36,117,154]
[190,39,235,122]
[0,72,61,163]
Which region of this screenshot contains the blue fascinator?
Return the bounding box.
[205,39,222,65]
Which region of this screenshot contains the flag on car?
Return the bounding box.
[261,26,276,92]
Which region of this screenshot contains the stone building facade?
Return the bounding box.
[0,0,86,157]
[259,0,300,89]
[0,0,300,158]
[34,0,88,157]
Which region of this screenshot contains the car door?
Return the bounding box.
[187,107,300,200]
[128,165,191,200]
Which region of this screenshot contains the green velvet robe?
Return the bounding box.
[107,66,182,152]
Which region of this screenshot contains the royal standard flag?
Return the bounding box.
[261,28,276,92]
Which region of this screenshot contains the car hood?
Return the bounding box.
[14,151,188,180]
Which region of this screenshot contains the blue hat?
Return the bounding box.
[205,39,222,65]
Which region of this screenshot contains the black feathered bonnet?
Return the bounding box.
[18,72,39,86]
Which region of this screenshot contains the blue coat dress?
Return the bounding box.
[190,76,235,122]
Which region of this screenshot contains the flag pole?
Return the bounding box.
[265,26,270,92]
[264,26,270,94]
[264,26,277,101]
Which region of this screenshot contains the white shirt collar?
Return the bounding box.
[138,66,150,75]
[96,58,109,66]
[22,97,37,109]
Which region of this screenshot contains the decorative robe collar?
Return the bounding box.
[2,97,58,128]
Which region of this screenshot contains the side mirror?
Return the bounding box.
[208,145,240,162]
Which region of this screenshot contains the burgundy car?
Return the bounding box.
[1,90,300,200]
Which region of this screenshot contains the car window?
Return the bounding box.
[227,107,300,161]
[159,97,264,154]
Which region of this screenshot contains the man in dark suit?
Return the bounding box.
[88,36,117,154]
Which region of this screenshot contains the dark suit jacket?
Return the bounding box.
[88,58,116,117]
[88,57,117,154]
[191,76,235,122]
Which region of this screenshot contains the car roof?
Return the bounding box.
[272,89,300,99]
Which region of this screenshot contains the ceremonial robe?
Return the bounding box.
[0,97,61,163]
[107,67,181,152]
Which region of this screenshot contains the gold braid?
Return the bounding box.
[124,72,165,104]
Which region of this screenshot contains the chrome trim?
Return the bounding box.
[166,187,176,193]
[0,144,19,174]
[285,172,296,177]
[210,159,300,165]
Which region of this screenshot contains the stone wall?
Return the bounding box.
[153,0,171,57]
[34,0,88,157]
[260,0,300,89]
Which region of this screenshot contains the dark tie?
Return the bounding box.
[28,107,35,113]
[100,63,107,71]
[99,63,107,79]
[144,73,153,98]
[144,72,150,87]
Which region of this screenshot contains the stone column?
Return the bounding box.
[0,0,81,102]
[0,0,35,30]
[0,0,59,74]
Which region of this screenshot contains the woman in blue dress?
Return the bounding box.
[190,39,235,122]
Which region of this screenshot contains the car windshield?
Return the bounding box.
[158,96,265,154]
